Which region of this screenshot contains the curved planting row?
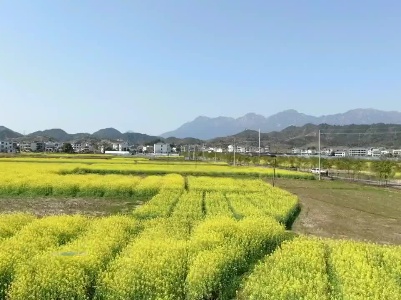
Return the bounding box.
[240,237,401,300]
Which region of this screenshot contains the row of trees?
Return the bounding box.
[195,152,401,182]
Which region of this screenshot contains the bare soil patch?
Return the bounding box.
[275,179,401,245]
[0,197,148,217]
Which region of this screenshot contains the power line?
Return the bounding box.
[320,131,401,135]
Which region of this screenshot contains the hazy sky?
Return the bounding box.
[1,1,401,135]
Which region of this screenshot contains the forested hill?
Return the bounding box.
[209,123,401,149]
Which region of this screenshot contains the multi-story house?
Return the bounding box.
[348,148,368,157]
[112,142,129,151]
[45,142,62,152]
[393,149,401,157]
[0,141,16,153]
[154,142,171,154]
[334,150,347,157]
[30,142,45,152]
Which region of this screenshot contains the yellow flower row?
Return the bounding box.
[8,216,141,300]
[0,215,89,298]
[0,213,35,241]
[241,237,401,300]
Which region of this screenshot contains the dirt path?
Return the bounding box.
[276,179,401,245]
[0,197,147,217]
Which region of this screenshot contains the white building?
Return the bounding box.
[105,150,130,156]
[72,142,93,153]
[154,142,171,154]
[112,142,129,151]
[20,142,32,152]
[300,149,316,155]
[320,148,333,156]
[236,146,246,153]
[381,150,390,156]
[368,148,382,157]
[334,150,347,157]
[227,145,234,153]
[0,141,16,153]
[393,149,401,156]
[348,148,368,157]
[45,142,62,152]
[30,142,45,152]
[292,148,301,155]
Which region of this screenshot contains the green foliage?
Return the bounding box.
[371,159,396,181]
[62,143,74,153]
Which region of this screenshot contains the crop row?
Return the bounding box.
[241,237,401,300]
[0,179,293,300]
[0,161,184,198]
[60,163,312,179]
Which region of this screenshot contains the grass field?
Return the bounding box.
[276,179,401,244]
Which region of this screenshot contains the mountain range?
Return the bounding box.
[0,127,161,145]
[161,108,401,139]
[1,108,401,147]
[209,123,401,150]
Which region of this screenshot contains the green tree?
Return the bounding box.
[62,143,74,153]
[321,158,331,170]
[342,158,354,178]
[352,160,364,180]
[309,157,319,169]
[298,158,309,172]
[371,160,396,185]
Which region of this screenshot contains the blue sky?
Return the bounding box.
[1,1,400,135]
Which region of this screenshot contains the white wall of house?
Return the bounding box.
[334,151,347,157]
[369,148,381,157]
[236,146,245,153]
[112,142,129,151]
[30,142,45,152]
[393,149,401,156]
[0,141,16,153]
[105,151,130,156]
[348,148,368,156]
[154,143,171,154]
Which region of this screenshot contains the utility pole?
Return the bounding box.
[272,157,276,187]
[233,138,236,166]
[318,129,321,181]
[258,128,261,162]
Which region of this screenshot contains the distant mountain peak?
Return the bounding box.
[0,126,23,140]
[160,108,401,140]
